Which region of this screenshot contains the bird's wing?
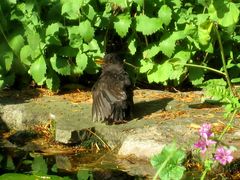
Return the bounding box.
[92,71,128,122]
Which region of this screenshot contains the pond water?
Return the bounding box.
[0,145,143,179]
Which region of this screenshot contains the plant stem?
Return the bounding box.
[218,109,238,142]
[213,23,235,95]
[200,169,208,180]
[184,63,226,76]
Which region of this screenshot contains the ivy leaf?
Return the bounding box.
[79,20,94,42]
[50,54,71,76]
[114,14,131,38]
[9,34,24,55]
[158,5,172,26]
[61,0,81,20]
[29,55,46,85]
[46,70,60,91]
[20,45,33,66]
[139,59,154,73]
[128,37,137,55]
[136,15,162,35]
[74,52,88,74]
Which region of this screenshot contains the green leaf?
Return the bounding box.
[0,74,15,89]
[82,5,96,21]
[46,70,60,91]
[29,55,46,85]
[31,156,48,175]
[143,44,161,59]
[57,46,78,57]
[151,143,186,180]
[46,23,61,36]
[139,59,154,73]
[209,1,239,28]
[50,54,71,76]
[77,170,93,180]
[128,37,137,55]
[79,20,94,42]
[136,15,162,35]
[45,23,61,45]
[74,52,88,74]
[26,29,42,50]
[20,45,33,66]
[9,34,24,55]
[218,2,239,27]
[0,173,35,180]
[158,5,172,26]
[68,26,83,48]
[159,31,186,57]
[133,0,143,6]
[114,14,131,38]
[198,20,213,46]
[147,62,173,83]
[159,36,176,58]
[61,0,81,20]
[2,51,13,72]
[189,67,205,86]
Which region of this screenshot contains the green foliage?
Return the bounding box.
[0,0,239,89]
[151,143,186,180]
[201,79,240,117]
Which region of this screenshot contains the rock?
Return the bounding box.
[118,127,165,159]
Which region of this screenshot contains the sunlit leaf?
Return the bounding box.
[50,54,71,76]
[139,59,154,73]
[29,55,46,85]
[9,34,24,55]
[158,5,172,26]
[46,70,60,91]
[136,15,162,35]
[74,52,88,74]
[79,20,94,42]
[114,14,131,38]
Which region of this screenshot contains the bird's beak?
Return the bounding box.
[95,58,105,65]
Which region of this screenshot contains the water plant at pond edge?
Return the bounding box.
[150,143,186,180]
[0,153,94,180]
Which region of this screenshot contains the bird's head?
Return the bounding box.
[95,53,123,67]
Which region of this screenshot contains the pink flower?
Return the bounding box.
[199,123,214,139]
[215,147,233,165]
[194,138,216,154]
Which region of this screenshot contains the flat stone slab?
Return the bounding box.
[0,89,239,177]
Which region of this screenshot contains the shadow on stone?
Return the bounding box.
[133,98,173,119]
[0,89,41,105]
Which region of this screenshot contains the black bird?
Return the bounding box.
[92,53,133,124]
